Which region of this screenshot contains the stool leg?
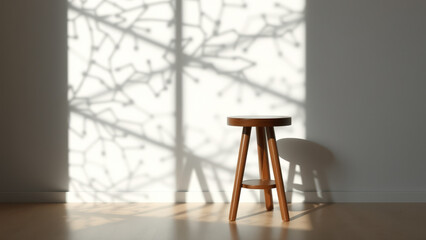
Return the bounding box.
[256,127,273,211]
[266,127,290,222]
[229,127,251,221]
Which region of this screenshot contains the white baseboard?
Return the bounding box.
[1,191,426,203]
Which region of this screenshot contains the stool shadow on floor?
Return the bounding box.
[276,138,335,203]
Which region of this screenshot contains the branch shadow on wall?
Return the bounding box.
[68,0,304,203]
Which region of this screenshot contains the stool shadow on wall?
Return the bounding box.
[277,138,334,202]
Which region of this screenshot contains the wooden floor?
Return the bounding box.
[1,203,426,240]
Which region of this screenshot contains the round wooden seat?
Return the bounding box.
[227,116,291,127]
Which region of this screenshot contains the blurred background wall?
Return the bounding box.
[1,0,426,202]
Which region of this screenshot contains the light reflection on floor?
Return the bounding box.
[67,203,319,231]
[2,203,426,240]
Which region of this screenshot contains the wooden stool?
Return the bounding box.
[227,116,291,222]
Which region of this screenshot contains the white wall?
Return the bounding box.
[305,0,426,201]
[0,0,68,201]
[1,0,426,202]
[66,0,305,202]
